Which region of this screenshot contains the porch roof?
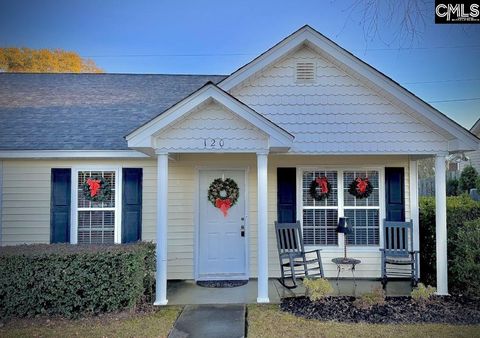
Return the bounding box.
[126,82,294,155]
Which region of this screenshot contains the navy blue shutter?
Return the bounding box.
[122,168,143,243]
[277,168,297,223]
[50,169,71,243]
[385,167,405,221]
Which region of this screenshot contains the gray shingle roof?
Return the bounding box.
[0,73,227,150]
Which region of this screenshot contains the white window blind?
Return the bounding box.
[77,170,116,244]
[343,170,380,246]
[302,170,338,245]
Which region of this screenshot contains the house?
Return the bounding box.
[0,25,478,305]
[460,118,480,172]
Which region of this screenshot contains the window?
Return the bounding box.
[343,170,380,246]
[76,170,117,244]
[300,168,382,247]
[302,170,338,245]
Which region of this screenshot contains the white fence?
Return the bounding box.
[419,172,460,197]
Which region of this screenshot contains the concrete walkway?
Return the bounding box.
[168,304,245,338]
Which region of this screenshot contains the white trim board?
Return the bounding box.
[0,150,149,159]
[0,150,454,159]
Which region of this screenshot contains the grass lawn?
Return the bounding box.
[247,305,480,338]
[0,306,182,338]
[1,304,479,338]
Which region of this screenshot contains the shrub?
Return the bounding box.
[419,195,480,292]
[476,176,480,190]
[446,178,459,196]
[303,277,333,301]
[450,219,480,298]
[353,287,385,309]
[411,283,436,304]
[459,165,478,192]
[0,242,155,319]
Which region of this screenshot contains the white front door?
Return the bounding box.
[197,170,247,280]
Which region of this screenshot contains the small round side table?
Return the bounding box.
[331,257,361,287]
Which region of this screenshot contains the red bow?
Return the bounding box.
[86,178,101,197]
[215,198,232,217]
[316,177,329,194]
[356,177,369,194]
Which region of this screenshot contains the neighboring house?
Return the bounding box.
[460,118,480,172]
[0,25,478,305]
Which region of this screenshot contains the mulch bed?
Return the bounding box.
[196,280,248,288]
[281,296,480,324]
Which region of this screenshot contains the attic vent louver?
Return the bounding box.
[296,62,315,82]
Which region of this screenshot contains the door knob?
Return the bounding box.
[240,225,245,237]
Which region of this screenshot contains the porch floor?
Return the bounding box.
[167,279,412,305]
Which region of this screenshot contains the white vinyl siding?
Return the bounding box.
[76,170,116,244]
[301,170,338,245]
[1,155,410,279]
[343,170,380,246]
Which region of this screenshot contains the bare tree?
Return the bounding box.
[340,0,430,48]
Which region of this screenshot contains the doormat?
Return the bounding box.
[196,280,248,288]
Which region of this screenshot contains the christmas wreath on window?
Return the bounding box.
[309,176,331,201]
[82,176,112,202]
[348,177,373,199]
[208,178,239,217]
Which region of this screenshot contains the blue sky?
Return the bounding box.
[0,0,479,128]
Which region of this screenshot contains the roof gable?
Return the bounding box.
[231,45,450,154]
[126,83,293,155]
[219,25,479,152]
[153,100,271,153]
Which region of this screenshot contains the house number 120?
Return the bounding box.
[203,138,225,148]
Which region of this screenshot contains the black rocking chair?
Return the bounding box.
[275,221,324,288]
[380,219,419,287]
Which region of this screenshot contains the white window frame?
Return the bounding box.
[297,166,386,252]
[70,166,122,244]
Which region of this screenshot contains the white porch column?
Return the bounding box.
[257,152,269,303]
[409,160,420,253]
[154,153,169,305]
[435,154,448,295]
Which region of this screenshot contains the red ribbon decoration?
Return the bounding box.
[356,177,369,194]
[215,198,232,217]
[86,178,101,197]
[315,176,329,194]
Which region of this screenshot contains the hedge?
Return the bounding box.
[419,194,480,295]
[0,242,155,319]
[451,219,480,298]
